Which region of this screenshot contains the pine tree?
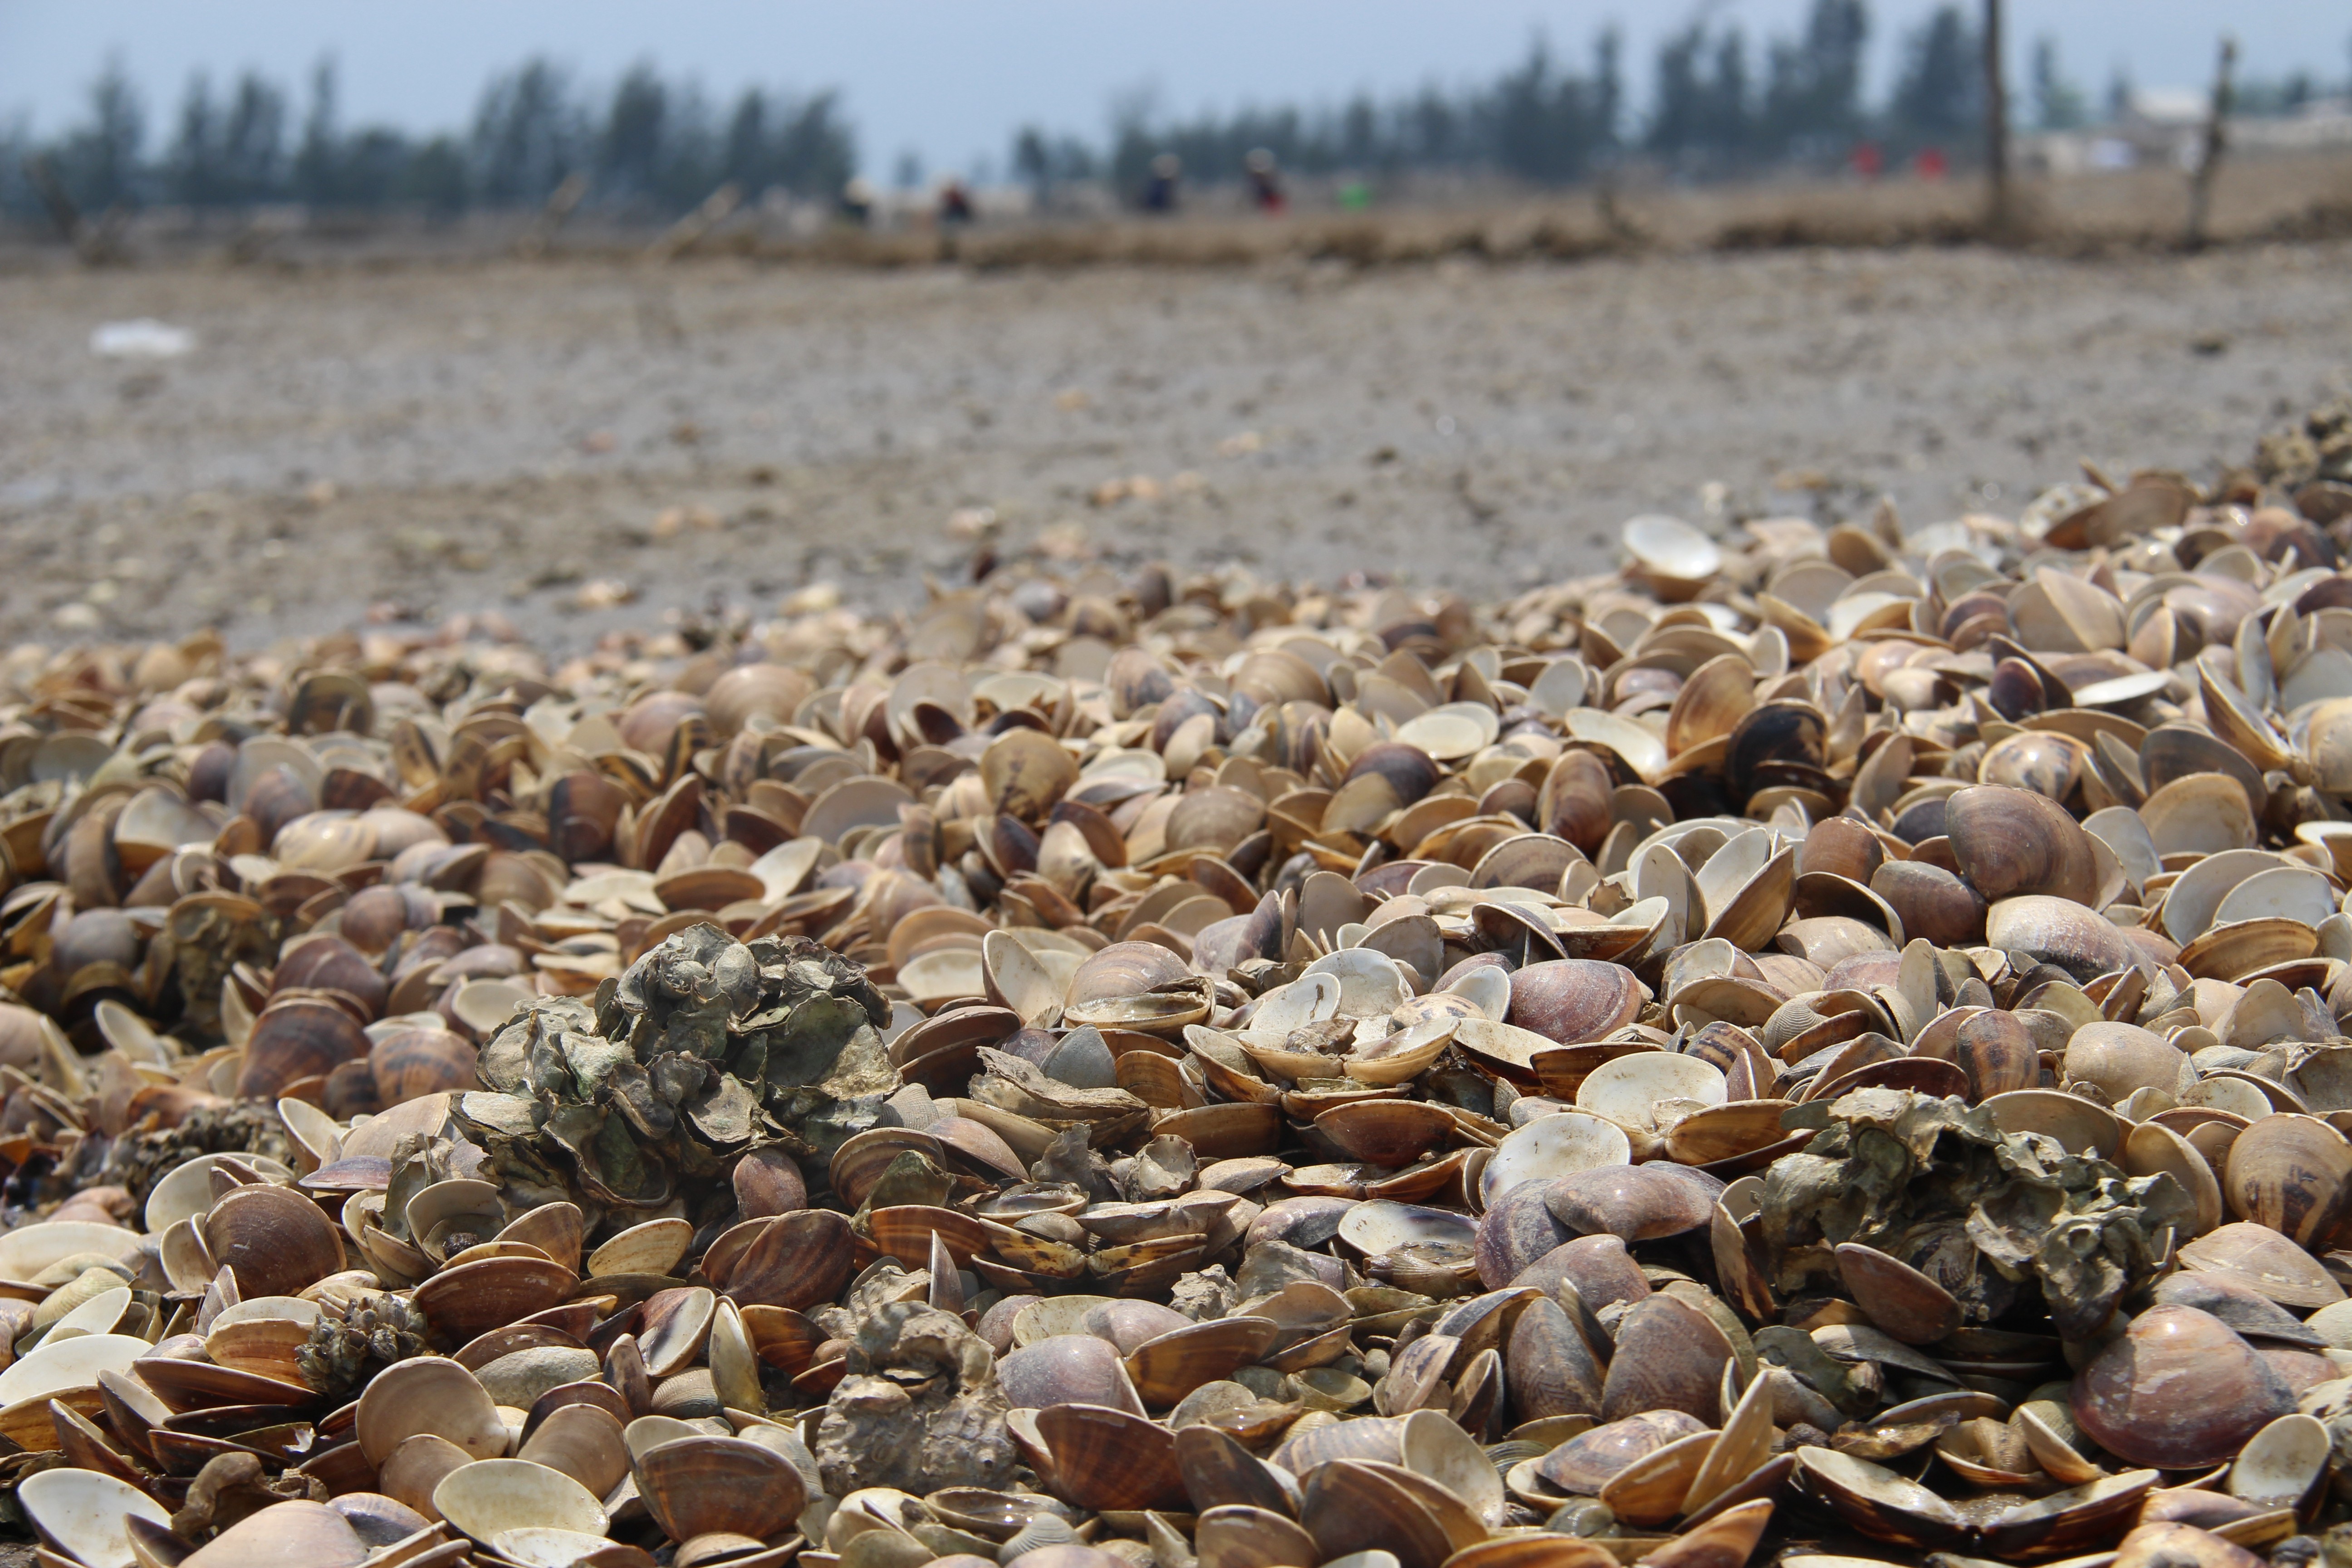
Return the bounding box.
[1700,29,1754,159]
[168,73,221,205]
[2031,38,2088,130]
[294,58,339,205]
[774,93,854,196]
[471,58,579,205]
[724,89,769,192]
[59,55,144,209]
[1889,5,1982,147]
[601,63,668,201]
[1761,0,1870,157]
[216,72,289,201]
[1648,25,1709,159]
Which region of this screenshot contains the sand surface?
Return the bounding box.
[1,244,2347,649]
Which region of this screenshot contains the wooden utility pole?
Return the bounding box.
[2185,36,2237,250]
[516,172,589,260]
[1983,0,2010,235]
[647,182,743,262]
[21,155,127,265]
[23,154,85,250]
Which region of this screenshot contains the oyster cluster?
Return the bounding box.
[0,404,2351,1568]
[467,928,895,1224]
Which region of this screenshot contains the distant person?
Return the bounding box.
[1849,142,1883,180]
[1245,148,1287,214]
[840,176,877,227]
[1142,153,1181,214]
[938,179,975,226]
[1914,147,1948,181]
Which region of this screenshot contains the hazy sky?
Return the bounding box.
[3,2,2345,178]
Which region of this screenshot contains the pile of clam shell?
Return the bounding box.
[3,417,2352,1568]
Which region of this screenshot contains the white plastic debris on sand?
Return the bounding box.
[90,319,195,358]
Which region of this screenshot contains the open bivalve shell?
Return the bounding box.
[434,1458,609,1545]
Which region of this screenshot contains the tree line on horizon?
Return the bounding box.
[1,1,2339,225]
[1043,4,2337,197]
[0,56,857,222]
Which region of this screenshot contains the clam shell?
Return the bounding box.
[1315,1100,1458,1167]
[2124,1120,2226,1236]
[1176,1423,1296,1515]
[1125,1316,1280,1407]
[499,1203,588,1273]
[1834,1243,1961,1345]
[1035,1402,1186,1511]
[357,1357,509,1466]
[0,1221,144,1281]
[1517,1231,1653,1311]
[1984,896,2140,982]
[1547,1164,1722,1242]
[1472,1178,1580,1287]
[1598,1428,1715,1528]
[1792,1448,1964,1550]
[2226,1412,2329,1510]
[1599,1294,1730,1423]
[1196,1506,1320,1568]
[1574,1051,1725,1132]
[1537,1409,1712,1494]
[588,1219,695,1279]
[637,1287,717,1378]
[1000,1335,1147,1415]
[2071,1306,2293,1468]
[2142,772,2259,856]
[17,1467,174,1568]
[2178,1221,2346,1308]
[1980,1470,2161,1560]
[1947,785,2100,904]
[145,1152,299,1234]
[1478,1112,1631,1206]
[1338,1200,1479,1259]
[201,1182,346,1298]
[179,1500,371,1568]
[412,1255,579,1342]
[2064,1022,2191,1102]
[2223,1114,2352,1247]
[518,1403,632,1499]
[1504,1298,1604,1421]
[434,1458,607,1544]
[722,1208,855,1310]
[1945,1009,2034,1101]
[1624,516,1723,583]
[1683,1372,1775,1517]
[635,1434,807,1542]
[1507,961,1644,1046]
[0,1334,149,1408]
[2110,1522,2273,1568]
[1980,1087,2122,1159]
[1300,1459,1454,1568]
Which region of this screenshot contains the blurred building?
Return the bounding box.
[2024,89,2352,174]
